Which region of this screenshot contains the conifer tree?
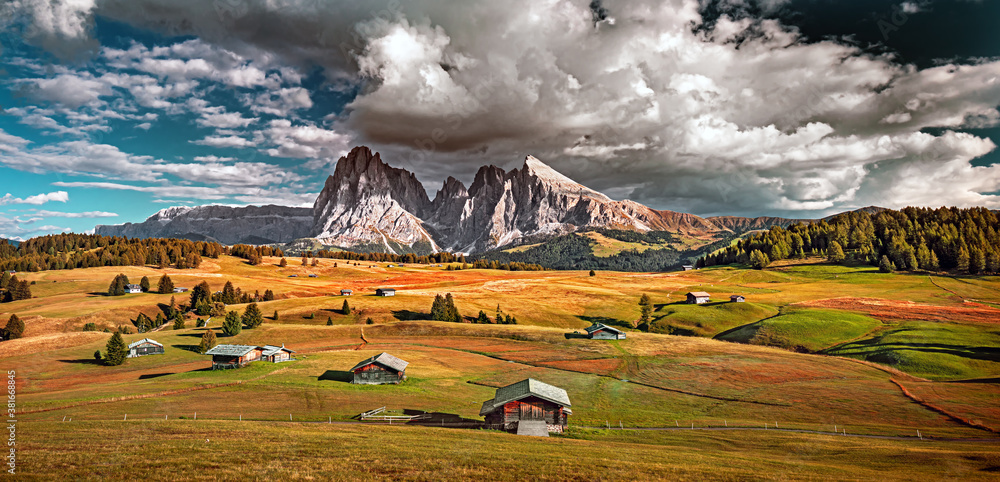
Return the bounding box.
[496,304,503,325]
[430,294,446,321]
[879,255,895,273]
[444,293,461,322]
[273,310,279,321]
[638,293,653,329]
[3,314,24,340]
[107,273,130,296]
[190,281,212,307]
[476,310,490,324]
[263,289,275,301]
[222,311,242,336]
[827,241,846,263]
[173,313,185,330]
[242,302,264,329]
[197,329,217,354]
[749,250,770,270]
[0,271,10,290]
[104,331,128,366]
[326,316,333,326]
[279,258,287,267]
[139,276,151,293]
[957,247,970,273]
[157,274,174,294]
[221,280,237,304]
[589,270,596,277]
[341,299,350,315]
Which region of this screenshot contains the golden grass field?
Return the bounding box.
[2,255,1000,479]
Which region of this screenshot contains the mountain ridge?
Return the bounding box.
[96,145,826,255]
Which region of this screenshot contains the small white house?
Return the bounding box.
[126,284,143,294]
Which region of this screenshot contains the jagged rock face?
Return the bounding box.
[95,205,313,245]
[312,146,439,254]
[97,145,812,254]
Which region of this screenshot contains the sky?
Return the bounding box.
[0,0,998,240]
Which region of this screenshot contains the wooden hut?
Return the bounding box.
[126,284,143,294]
[340,289,353,296]
[375,288,396,297]
[480,379,571,436]
[350,352,408,384]
[730,295,746,303]
[261,345,294,363]
[686,291,711,304]
[681,265,694,271]
[127,338,164,358]
[584,323,626,340]
[205,344,263,370]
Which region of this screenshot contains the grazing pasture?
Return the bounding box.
[2,255,999,478]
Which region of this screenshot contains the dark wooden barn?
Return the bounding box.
[480,378,572,436]
[205,344,263,370]
[127,338,164,358]
[730,295,746,303]
[584,323,626,340]
[261,344,294,363]
[375,288,396,297]
[686,291,711,304]
[350,352,408,384]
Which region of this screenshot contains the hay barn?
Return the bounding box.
[686,291,711,304]
[584,323,626,340]
[127,338,164,358]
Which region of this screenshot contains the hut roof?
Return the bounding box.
[584,323,624,335]
[377,287,396,292]
[350,352,408,372]
[205,344,259,357]
[687,291,711,298]
[261,344,295,356]
[479,378,572,416]
[127,338,162,349]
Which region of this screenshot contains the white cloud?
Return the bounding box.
[191,135,253,148]
[248,87,313,116]
[262,119,351,159]
[33,210,117,218]
[0,190,69,205]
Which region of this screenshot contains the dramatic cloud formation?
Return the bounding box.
[0,0,998,240]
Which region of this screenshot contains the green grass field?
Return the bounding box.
[2,255,999,479]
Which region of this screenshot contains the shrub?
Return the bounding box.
[83,322,98,332]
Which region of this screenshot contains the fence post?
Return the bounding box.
[124,414,127,421]
[195,412,197,420]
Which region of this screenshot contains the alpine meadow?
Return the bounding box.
[2,0,1000,480]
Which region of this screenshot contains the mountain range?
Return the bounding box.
[96,146,809,254]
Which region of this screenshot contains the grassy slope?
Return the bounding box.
[19,421,1000,480]
[716,308,883,352]
[4,256,1000,477]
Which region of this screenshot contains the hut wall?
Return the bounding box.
[353,364,404,384]
[590,330,618,340]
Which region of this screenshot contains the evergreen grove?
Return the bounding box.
[698,207,1000,274]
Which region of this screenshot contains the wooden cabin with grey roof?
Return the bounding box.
[480,378,571,436]
[350,352,408,385]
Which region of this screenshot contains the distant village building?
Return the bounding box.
[730,295,746,303]
[340,289,353,296]
[205,344,263,370]
[173,287,189,293]
[308,274,318,278]
[686,291,711,304]
[375,288,396,297]
[681,265,694,271]
[126,284,143,294]
[584,323,626,340]
[261,345,294,363]
[127,338,164,358]
[350,352,408,385]
[480,379,572,436]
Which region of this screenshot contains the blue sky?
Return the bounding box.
[1,0,999,240]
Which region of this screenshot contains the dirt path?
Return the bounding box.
[890,378,998,434]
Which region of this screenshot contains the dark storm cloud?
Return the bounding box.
[5,0,1000,217]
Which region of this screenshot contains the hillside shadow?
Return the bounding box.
[564,332,590,339]
[319,370,353,382]
[58,359,103,365]
[392,310,427,321]
[950,377,1000,384]
[170,343,202,353]
[402,409,483,428]
[138,373,173,380]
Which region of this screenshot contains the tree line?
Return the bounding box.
[0,234,222,272]
[698,207,1000,274]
